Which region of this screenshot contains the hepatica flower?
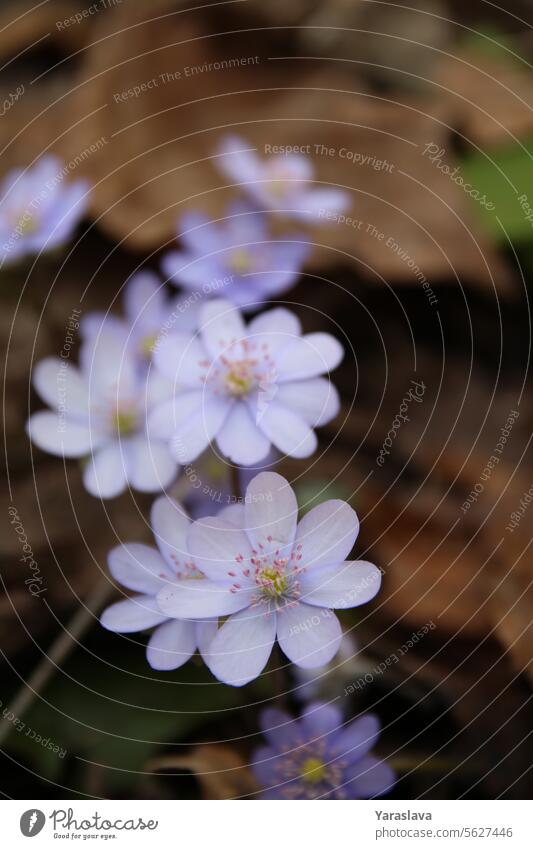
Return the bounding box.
[252,702,395,799]
[157,472,382,686]
[26,322,178,498]
[162,203,309,310]
[81,271,200,367]
[217,136,350,221]
[0,155,89,265]
[150,298,342,466]
[101,496,217,670]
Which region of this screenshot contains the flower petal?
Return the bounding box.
[108,543,170,593]
[146,619,197,670]
[187,517,253,582]
[26,411,93,458]
[170,397,230,463]
[33,358,89,417]
[199,299,246,359]
[346,755,396,799]
[125,436,178,492]
[300,561,382,609]
[205,606,276,686]
[277,603,342,669]
[147,391,204,441]
[274,378,340,426]
[217,503,246,528]
[295,501,359,570]
[217,135,262,185]
[157,579,253,618]
[124,271,165,330]
[150,496,191,569]
[83,442,127,499]
[275,333,344,382]
[334,714,381,765]
[100,595,167,632]
[177,210,229,254]
[195,619,219,656]
[244,471,298,556]
[247,308,301,356]
[216,403,271,465]
[299,702,343,739]
[152,331,207,386]
[257,402,318,459]
[258,708,298,752]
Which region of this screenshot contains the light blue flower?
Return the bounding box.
[157,472,381,686]
[252,702,395,799]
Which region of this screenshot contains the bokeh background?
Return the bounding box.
[1,0,532,799]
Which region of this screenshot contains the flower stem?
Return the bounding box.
[0,576,113,746]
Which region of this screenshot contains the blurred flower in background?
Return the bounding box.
[0,155,89,266]
[217,136,351,221]
[163,203,310,310]
[251,702,395,799]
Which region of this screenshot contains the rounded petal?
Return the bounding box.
[187,517,253,582]
[257,402,318,459]
[177,210,229,254]
[275,333,344,382]
[157,579,253,619]
[199,299,246,359]
[124,270,166,329]
[83,442,127,499]
[162,251,225,292]
[244,471,298,556]
[250,745,280,789]
[195,619,219,657]
[346,754,396,799]
[217,135,262,185]
[150,496,191,568]
[205,607,276,687]
[300,702,343,739]
[33,358,88,416]
[300,561,382,609]
[216,403,271,465]
[147,391,204,441]
[295,187,351,218]
[259,708,297,752]
[295,501,359,570]
[26,411,93,458]
[152,331,207,386]
[247,308,301,356]
[274,378,340,427]
[146,618,197,670]
[170,397,230,463]
[108,543,170,593]
[100,595,167,633]
[125,437,178,492]
[277,603,342,669]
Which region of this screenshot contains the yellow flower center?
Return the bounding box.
[301,757,326,785]
[140,333,157,358]
[113,409,137,436]
[224,363,255,397]
[259,567,287,598]
[16,211,37,234]
[228,248,254,275]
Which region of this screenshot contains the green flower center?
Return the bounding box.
[300,757,326,785]
[228,248,254,275]
[113,409,137,436]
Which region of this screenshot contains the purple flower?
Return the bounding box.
[81,271,200,368]
[0,155,89,265]
[252,702,395,799]
[157,472,382,686]
[150,299,342,466]
[101,496,219,670]
[26,322,178,499]
[217,136,350,222]
[162,203,309,310]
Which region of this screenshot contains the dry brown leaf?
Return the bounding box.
[147,744,258,799]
